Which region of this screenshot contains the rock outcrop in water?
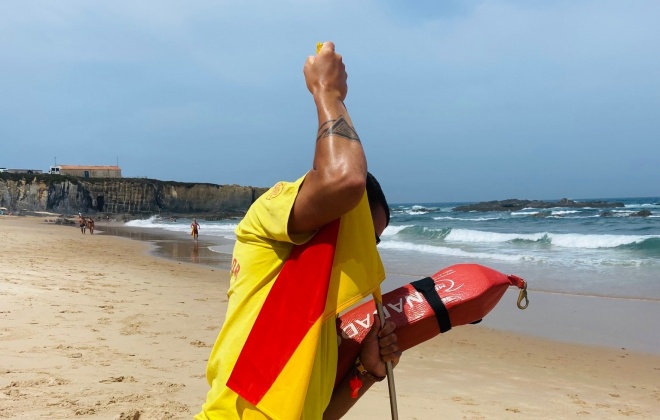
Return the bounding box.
[453,198,625,212]
[0,173,269,218]
[632,210,652,217]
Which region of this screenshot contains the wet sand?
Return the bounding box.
[481,289,660,354]
[1,216,659,419]
[96,224,234,270]
[101,223,660,355]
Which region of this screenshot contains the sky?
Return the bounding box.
[1,1,659,203]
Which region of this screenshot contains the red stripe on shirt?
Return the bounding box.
[227,219,341,405]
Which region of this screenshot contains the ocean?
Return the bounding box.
[124,196,660,301]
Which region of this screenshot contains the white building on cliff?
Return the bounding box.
[49,165,122,178]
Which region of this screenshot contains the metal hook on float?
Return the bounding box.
[507,275,529,310]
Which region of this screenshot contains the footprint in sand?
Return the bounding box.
[99,376,137,383]
[120,315,147,335]
[114,410,141,420]
[99,305,115,314]
[155,381,186,394]
[568,393,588,406]
[618,408,642,416]
[451,396,478,406]
[3,376,69,389]
[121,322,144,336]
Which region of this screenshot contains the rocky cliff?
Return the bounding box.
[0,174,269,218]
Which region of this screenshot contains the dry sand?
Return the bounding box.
[1,216,658,419]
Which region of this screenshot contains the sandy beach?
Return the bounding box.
[1,216,658,419]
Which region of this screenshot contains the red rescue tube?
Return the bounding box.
[335,263,527,386]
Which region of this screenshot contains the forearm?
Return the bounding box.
[290,44,369,233]
[309,94,367,205]
[324,318,401,418]
[323,367,377,420]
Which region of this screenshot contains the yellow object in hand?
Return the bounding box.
[316,42,323,54]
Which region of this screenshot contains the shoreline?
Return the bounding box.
[96,223,234,270]
[96,220,660,356]
[2,216,659,418]
[99,223,660,355]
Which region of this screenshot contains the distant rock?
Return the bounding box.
[410,207,433,213]
[453,198,625,212]
[631,210,652,217]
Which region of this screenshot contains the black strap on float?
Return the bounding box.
[411,277,452,333]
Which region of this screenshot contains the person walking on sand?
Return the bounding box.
[78,214,86,234]
[191,218,200,241]
[196,41,400,420]
[87,217,95,235]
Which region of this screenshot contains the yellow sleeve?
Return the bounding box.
[235,175,313,245]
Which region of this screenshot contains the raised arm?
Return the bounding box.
[289,42,368,234]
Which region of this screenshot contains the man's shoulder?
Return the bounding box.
[258,175,306,204]
[237,175,309,244]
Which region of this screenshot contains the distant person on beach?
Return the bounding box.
[87,217,95,235]
[196,42,399,420]
[78,214,86,234]
[191,218,200,241]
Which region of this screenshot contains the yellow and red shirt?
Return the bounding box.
[197,175,384,419]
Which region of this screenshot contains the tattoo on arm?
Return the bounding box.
[316,116,361,142]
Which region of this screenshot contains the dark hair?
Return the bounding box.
[366,172,390,226]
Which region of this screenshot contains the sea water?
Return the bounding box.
[125,196,660,301]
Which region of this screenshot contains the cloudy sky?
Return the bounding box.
[1,1,658,203]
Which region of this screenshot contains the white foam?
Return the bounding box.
[124,217,238,239]
[626,203,660,208]
[551,210,581,216]
[378,241,531,262]
[548,215,601,220]
[511,211,539,216]
[382,225,412,236]
[446,229,546,243]
[549,233,658,249]
[433,216,501,221]
[124,215,163,227]
[438,228,659,249]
